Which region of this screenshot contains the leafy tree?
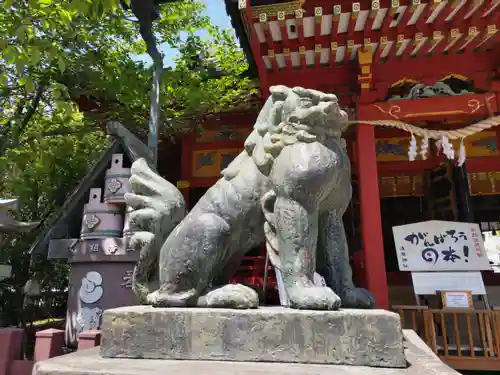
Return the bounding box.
[0,0,212,148]
[0,0,257,327]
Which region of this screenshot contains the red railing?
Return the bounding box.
[0,328,100,375]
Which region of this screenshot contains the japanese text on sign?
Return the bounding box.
[392,221,490,272]
[121,269,133,289]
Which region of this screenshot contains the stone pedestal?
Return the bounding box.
[32,331,461,375]
[100,306,406,368]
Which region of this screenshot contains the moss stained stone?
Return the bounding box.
[100,306,406,367]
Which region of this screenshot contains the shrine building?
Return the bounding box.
[178,0,497,309]
[185,0,500,370]
[28,0,500,370]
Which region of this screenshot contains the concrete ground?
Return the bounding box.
[33,330,461,375]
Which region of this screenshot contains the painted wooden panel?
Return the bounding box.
[195,126,252,143]
[468,172,500,195]
[191,148,241,178]
[376,137,412,162]
[362,93,498,122]
[376,131,499,162]
[379,175,423,198]
[451,131,499,158]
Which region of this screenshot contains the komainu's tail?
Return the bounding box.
[261,190,281,269]
[124,158,186,303]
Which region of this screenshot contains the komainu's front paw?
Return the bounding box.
[340,287,375,309]
[200,284,259,309]
[146,288,198,307]
[287,286,341,310]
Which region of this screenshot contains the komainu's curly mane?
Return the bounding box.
[222,86,348,179]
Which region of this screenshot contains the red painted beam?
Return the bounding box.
[400,33,420,60]
[360,93,498,122]
[373,0,396,64]
[396,2,414,33]
[278,14,293,71]
[449,0,473,29]
[296,9,306,68]
[378,159,435,174]
[387,34,404,60]
[417,32,444,57]
[356,117,389,310]
[468,0,490,24]
[259,16,279,72]
[373,37,388,63]
[458,1,494,54]
[484,0,500,17]
[364,0,383,39]
[433,0,457,29]
[344,3,362,65]
[263,50,498,98]
[330,4,343,66]
[477,30,500,52]
[414,1,433,32]
[408,1,433,57]
[259,16,274,51]
[463,11,500,53]
[243,1,269,98]
[445,31,467,55]
[258,16,498,56]
[314,7,323,68]
[371,50,497,82]
[430,31,451,56]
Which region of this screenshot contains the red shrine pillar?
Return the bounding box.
[356,115,389,310]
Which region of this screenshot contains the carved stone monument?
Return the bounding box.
[64,152,149,346]
[0,198,39,233]
[0,198,39,281]
[127,85,374,311]
[33,87,460,375]
[0,198,39,325]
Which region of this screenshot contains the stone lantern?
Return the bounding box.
[0,198,39,233]
[0,198,40,326]
[0,198,39,281]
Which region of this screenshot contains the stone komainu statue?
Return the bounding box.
[125,86,375,310]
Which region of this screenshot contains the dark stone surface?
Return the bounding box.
[99,306,405,367]
[33,330,460,375]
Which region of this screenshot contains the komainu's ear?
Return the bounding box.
[269,85,290,102]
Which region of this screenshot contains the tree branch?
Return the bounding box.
[11,82,46,142]
[0,81,47,157]
[9,127,104,148]
[0,98,27,156]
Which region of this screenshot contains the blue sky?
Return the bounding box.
[134,0,232,67]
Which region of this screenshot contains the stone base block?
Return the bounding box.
[100,306,406,368]
[33,331,461,375]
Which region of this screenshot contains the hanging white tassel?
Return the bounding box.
[442,135,455,160]
[435,138,442,155]
[457,138,466,167]
[408,133,417,161]
[420,136,429,160]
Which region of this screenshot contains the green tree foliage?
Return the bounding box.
[164,27,258,131]
[0,0,256,326]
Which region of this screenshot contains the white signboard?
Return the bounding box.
[0,264,12,281]
[275,269,326,307]
[411,271,486,295]
[392,221,490,271]
[484,232,500,273]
